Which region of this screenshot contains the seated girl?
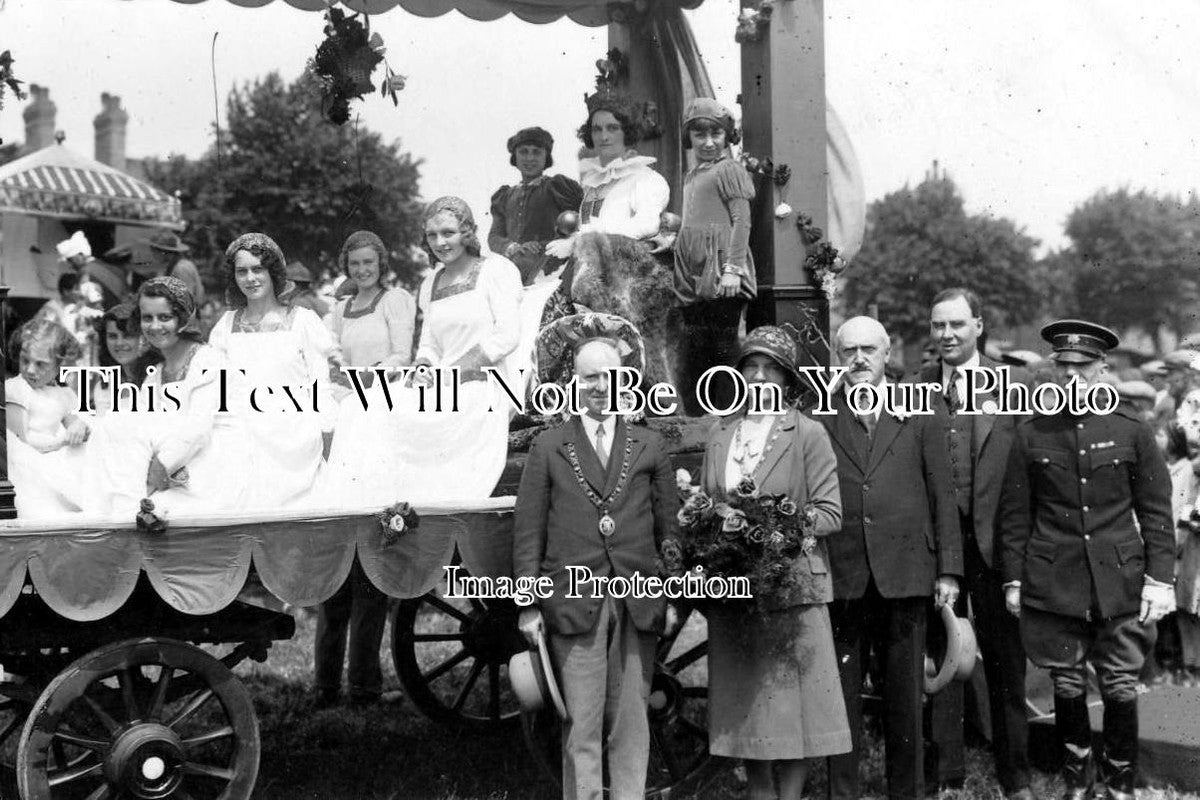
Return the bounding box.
[321,196,522,506]
[5,319,89,518]
[82,277,255,519]
[89,302,153,413]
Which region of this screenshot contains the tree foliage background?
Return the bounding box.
[143,71,424,294]
[1055,189,1200,344]
[841,166,1045,346]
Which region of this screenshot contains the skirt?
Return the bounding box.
[706,602,851,760]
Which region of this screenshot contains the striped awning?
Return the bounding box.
[0,144,183,229]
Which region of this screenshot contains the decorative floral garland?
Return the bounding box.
[740,154,791,188]
[307,8,405,125]
[378,501,420,547]
[796,212,848,299]
[734,1,774,44]
[0,50,26,114]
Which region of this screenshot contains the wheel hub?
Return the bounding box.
[104,722,185,799]
[648,672,683,722]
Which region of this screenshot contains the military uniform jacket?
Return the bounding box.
[818,393,963,600]
[996,408,1174,620]
[513,417,678,636]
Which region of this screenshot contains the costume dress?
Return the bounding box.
[673,157,755,415]
[700,409,852,760]
[208,305,336,509]
[325,287,416,371]
[81,344,254,518]
[322,255,522,506]
[488,175,583,285]
[5,376,87,518]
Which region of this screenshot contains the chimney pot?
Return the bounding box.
[22,84,57,153]
[94,92,128,171]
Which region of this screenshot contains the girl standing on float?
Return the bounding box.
[673,99,756,415]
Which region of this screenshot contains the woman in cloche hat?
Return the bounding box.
[697,326,851,800]
[487,126,583,285]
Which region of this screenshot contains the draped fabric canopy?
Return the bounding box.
[151,0,704,26]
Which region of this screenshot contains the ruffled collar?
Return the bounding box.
[580,150,659,190]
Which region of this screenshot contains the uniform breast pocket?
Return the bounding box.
[1028,447,1070,473]
[1086,446,1136,493]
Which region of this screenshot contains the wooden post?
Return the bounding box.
[0,286,16,520]
[739,0,830,365]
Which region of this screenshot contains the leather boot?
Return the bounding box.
[1055,693,1095,800]
[1101,697,1138,800]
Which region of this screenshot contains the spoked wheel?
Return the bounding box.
[391,569,526,732]
[523,608,715,798]
[17,638,259,800]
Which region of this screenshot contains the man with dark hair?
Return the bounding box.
[999,320,1175,800]
[919,287,1033,799]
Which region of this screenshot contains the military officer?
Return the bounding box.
[997,320,1176,800]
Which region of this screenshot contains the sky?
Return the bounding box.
[2,0,1198,253]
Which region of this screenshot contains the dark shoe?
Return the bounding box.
[1055,694,1095,800]
[313,687,340,709]
[1100,697,1138,800]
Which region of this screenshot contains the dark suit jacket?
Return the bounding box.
[700,408,843,607]
[818,392,963,600]
[513,417,678,636]
[917,356,1031,567]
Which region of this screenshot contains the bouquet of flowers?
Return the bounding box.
[659,469,819,610]
[378,501,420,547]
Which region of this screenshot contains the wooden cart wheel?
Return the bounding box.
[390,569,526,732]
[522,608,714,798]
[17,638,259,800]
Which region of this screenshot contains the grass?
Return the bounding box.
[232,607,1200,800]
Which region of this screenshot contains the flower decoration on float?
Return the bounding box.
[740,154,791,188]
[378,501,420,547]
[136,498,168,536]
[734,1,775,44]
[796,212,847,299]
[306,6,405,125]
[660,473,820,611]
[0,50,26,115]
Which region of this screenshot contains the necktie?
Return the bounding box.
[946,368,961,413]
[595,424,610,469]
[858,412,876,438]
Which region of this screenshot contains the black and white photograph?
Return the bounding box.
[0,0,1198,798]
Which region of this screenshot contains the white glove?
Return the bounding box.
[544,235,577,260]
[1140,578,1176,625]
[1004,582,1021,618]
[518,607,545,648]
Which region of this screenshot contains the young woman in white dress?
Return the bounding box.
[208,233,335,509]
[322,197,522,506]
[82,277,254,518]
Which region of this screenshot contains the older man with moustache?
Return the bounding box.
[820,316,962,800]
[918,287,1033,799]
[514,313,679,800]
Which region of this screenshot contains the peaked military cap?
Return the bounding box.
[1040,319,1119,364]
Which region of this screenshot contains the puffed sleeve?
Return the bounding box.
[207,311,232,354]
[547,175,584,214]
[324,298,347,366]
[293,307,339,433]
[488,185,514,256]
[716,160,755,269]
[582,168,670,240]
[155,347,225,475]
[477,257,523,365]
[379,288,417,367]
[5,377,29,411]
[414,271,441,365]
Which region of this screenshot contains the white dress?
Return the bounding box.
[5,376,87,518]
[577,152,671,240]
[320,255,522,507]
[208,306,335,509]
[81,345,256,519]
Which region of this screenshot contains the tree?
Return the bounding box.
[143,71,423,291]
[1057,188,1200,343]
[842,166,1043,346]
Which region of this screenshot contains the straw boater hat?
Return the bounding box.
[508,628,567,719]
[924,604,978,695]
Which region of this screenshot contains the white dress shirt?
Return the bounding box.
[941,351,981,401]
[580,414,616,465]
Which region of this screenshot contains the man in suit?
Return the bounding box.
[919,288,1033,799]
[820,315,963,800]
[998,320,1175,800]
[514,312,678,800]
